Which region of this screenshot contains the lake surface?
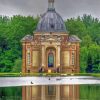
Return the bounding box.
[0,76,100,100]
[0,76,100,87]
[0,85,100,100]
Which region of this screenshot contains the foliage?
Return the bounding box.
[80,85,100,99]
[0,14,100,73]
[65,14,100,73]
[12,58,22,73]
[0,15,38,72]
[0,87,22,99]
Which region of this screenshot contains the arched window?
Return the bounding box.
[27,52,31,65]
[48,51,54,67]
[72,52,75,65]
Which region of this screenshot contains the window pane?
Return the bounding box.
[27,53,31,65]
[48,53,54,67]
[72,52,75,65]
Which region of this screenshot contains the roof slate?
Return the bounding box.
[21,35,33,42]
[68,35,81,42]
[36,9,67,33]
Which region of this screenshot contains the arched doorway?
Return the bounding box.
[48,51,54,67]
[46,47,56,72]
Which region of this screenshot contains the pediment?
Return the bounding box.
[47,37,56,41]
[45,36,61,42]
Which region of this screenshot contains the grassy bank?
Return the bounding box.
[0,73,100,77]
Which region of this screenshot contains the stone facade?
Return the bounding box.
[22,33,80,73]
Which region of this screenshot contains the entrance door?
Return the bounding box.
[48,50,54,67]
[46,48,56,70]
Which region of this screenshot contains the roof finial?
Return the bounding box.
[48,0,55,10]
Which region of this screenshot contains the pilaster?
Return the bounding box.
[22,43,26,73]
[42,46,45,67]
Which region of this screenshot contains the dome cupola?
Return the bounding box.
[36,0,67,33]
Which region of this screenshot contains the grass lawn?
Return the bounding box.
[0,73,100,77]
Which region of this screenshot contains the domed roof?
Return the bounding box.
[36,8,67,33]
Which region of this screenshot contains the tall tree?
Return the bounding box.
[86,53,93,73]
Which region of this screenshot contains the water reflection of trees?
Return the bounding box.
[0,85,100,100]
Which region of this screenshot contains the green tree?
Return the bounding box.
[65,17,87,38]
[12,58,22,72]
[86,53,93,73]
[80,47,88,72]
[0,15,39,72]
[81,34,93,47]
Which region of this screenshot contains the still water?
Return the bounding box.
[0,85,100,100]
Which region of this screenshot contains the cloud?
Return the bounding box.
[0,0,100,19]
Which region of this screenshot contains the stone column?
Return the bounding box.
[41,86,45,100]
[56,46,60,68]
[22,43,26,73]
[42,46,45,67]
[57,46,60,67]
[56,85,60,100]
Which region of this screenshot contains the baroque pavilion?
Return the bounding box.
[21,0,80,100]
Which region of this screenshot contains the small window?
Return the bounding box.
[50,18,54,29]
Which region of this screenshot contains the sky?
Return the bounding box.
[0,0,100,19]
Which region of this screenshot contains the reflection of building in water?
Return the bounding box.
[22,85,79,100]
[21,0,80,100]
